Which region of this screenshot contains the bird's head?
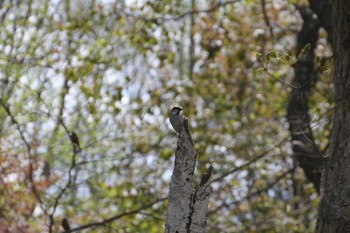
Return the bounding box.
[171,107,183,115]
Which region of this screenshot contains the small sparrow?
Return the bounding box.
[170,107,184,133]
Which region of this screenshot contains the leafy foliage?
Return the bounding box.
[0,0,333,232]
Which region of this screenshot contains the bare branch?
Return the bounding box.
[211,136,289,183]
[62,198,167,233]
[0,99,46,213]
[208,168,293,215]
[118,0,239,22]
[261,0,274,38]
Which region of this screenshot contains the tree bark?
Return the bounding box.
[287,6,325,193]
[316,0,350,232]
[165,118,212,233]
[308,0,333,45]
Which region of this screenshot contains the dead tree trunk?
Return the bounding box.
[165,118,213,233]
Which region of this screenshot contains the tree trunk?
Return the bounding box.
[287,6,324,193]
[165,118,213,233]
[308,0,333,45]
[316,0,350,232]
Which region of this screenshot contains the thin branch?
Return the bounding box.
[261,0,274,38]
[62,198,167,232]
[230,168,292,206]
[264,68,298,88]
[118,0,239,22]
[295,123,323,156]
[49,149,77,231]
[211,136,289,183]
[0,100,46,213]
[48,107,80,232]
[260,64,325,90]
[208,168,293,216]
[48,0,76,231]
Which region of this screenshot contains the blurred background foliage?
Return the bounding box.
[0,0,333,232]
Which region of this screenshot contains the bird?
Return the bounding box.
[170,107,184,133]
[69,131,81,153]
[61,218,70,231]
[42,160,50,177]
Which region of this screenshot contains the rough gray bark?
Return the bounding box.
[287,6,325,193]
[316,0,350,232]
[165,119,212,233]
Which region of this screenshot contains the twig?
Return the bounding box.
[264,68,298,88]
[119,0,239,22]
[48,119,80,232]
[261,0,274,38]
[229,168,292,206]
[208,168,293,215]
[0,100,46,213]
[211,136,289,183]
[62,198,167,232]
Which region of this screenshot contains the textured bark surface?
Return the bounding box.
[287,6,325,193]
[316,0,350,232]
[190,166,212,233]
[165,119,212,233]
